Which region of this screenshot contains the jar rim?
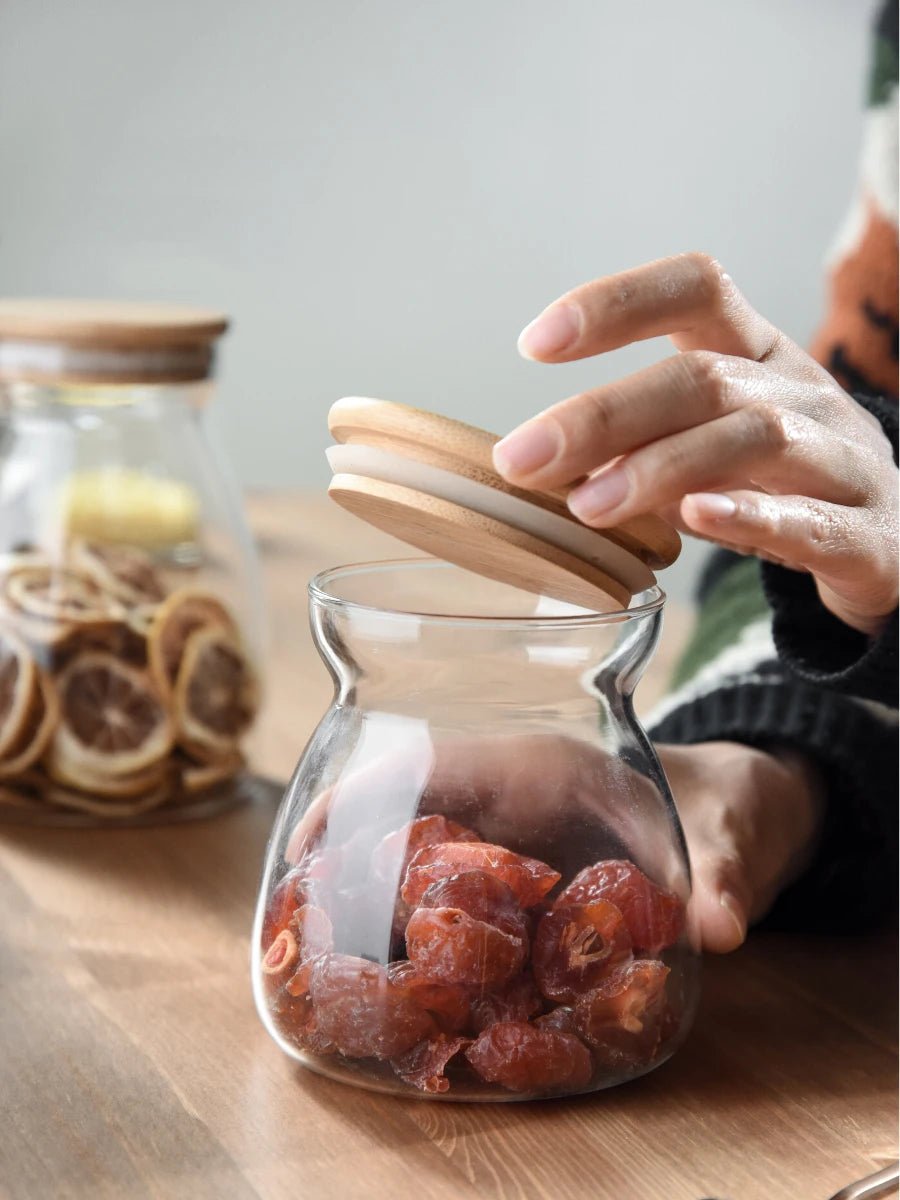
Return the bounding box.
[309,557,666,627]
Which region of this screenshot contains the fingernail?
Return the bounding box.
[685,492,737,520]
[719,892,747,944]
[517,302,581,359]
[567,466,629,522]
[493,420,562,479]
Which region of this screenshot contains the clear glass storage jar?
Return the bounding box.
[0,300,264,824]
[253,559,699,1101]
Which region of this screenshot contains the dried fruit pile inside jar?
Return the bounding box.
[0,541,259,819]
[258,814,687,1098]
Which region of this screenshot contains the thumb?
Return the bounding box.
[689,850,752,954]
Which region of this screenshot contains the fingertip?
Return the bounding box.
[681,492,738,527]
[717,890,748,949]
[698,899,747,954]
[492,419,562,482]
[515,320,543,361]
[691,871,749,953]
[517,302,582,361]
[491,439,524,482]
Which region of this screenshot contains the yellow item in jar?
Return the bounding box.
[60,468,199,549]
[55,386,136,408]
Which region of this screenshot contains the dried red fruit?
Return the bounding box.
[388,864,511,958]
[402,842,560,909]
[261,929,299,985]
[309,954,437,1059]
[585,1023,661,1074]
[405,908,527,989]
[263,904,334,1047]
[466,1021,593,1093]
[574,960,670,1048]
[372,815,480,883]
[391,1034,472,1093]
[289,1013,337,1056]
[555,860,684,954]
[386,962,471,1033]
[262,842,684,1092]
[260,850,342,950]
[533,1006,579,1037]
[271,986,315,1032]
[470,974,543,1033]
[280,904,334,997]
[417,870,527,936]
[532,900,632,1003]
[295,846,344,903]
[261,867,306,950]
[389,896,414,954]
[289,903,334,960]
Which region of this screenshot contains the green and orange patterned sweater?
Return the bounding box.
[649,1,898,932]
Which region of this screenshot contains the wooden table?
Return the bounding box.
[0,491,896,1200]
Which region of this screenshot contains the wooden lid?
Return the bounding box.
[0,300,229,384]
[327,397,680,612]
[329,396,680,570]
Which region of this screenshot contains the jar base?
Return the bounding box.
[266,1021,688,1104]
[0,771,282,828]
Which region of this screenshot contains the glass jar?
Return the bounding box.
[0,301,264,824]
[253,559,699,1101]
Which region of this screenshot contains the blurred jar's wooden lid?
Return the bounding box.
[0,299,229,384]
[327,396,681,613]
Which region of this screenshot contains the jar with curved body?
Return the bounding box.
[253,560,699,1101]
[0,376,264,824]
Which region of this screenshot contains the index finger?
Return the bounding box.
[518,252,785,364]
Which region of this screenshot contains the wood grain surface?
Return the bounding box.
[0,490,896,1200]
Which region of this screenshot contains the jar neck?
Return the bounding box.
[311,598,663,714]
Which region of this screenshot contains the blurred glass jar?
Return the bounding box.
[252,560,699,1101]
[0,300,264,824]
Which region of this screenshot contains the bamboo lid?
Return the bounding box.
[0,300,229,384]
[327,397,680,612]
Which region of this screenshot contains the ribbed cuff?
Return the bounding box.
[760,564,898,705]
[651,678,898,933]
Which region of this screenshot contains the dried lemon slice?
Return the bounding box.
[174,626,258,758]
[68,539,166,606]
[0,673,58,779]
[3,565,113,625]
[147,588,237,692]
[44,748,170,797]
[126,604,160,639]
[0,626,38,760]
[177,749,244,794]
[40,780,169,818]
[50,652,173,778]
[0,549,50,579]
[0,608,77,656]
[51,617,149,670]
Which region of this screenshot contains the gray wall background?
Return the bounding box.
[0,0,873,595]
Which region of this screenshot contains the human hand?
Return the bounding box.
[493,254,899,636]
[657,740,823,953]
[436,736,823,953]
[286,734,667,880]
[285,732,822,955]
